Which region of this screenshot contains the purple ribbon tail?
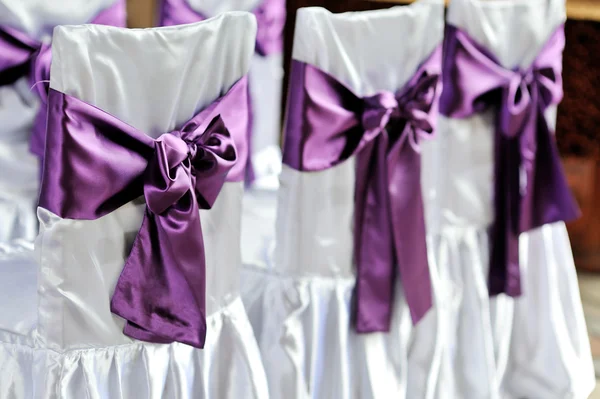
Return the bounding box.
[489,130,521,296]
[354,136,397,332]
[111,208,207,348]
[388,138,433,323]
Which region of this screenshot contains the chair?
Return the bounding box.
[251,2,446,398]
[0,0,126,243]
[436,0,596,396]
[0,15,269,398]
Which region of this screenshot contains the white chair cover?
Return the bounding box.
[430,0,596,397]
[0,15,269,398]
[248,3,446,398]
[173,0,284,271]
[0,0,123,243]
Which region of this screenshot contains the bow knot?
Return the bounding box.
[144,116,235,216]
[145,133,194,216]
[362,91,398,136]
[361,74,438,153]
[398,74,439,136]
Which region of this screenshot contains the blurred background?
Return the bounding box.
[128,0,600,393]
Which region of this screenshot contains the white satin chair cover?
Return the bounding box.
[245,3,446,398]
[429,0,596,397]
[0,15,269,398]
[0,0,122,243]
[176,0,283,271]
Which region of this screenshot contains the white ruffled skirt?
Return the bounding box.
[0,247,269,399]
[242,222,595,399]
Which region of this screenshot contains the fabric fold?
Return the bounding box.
[38,77,249,348]
[439,24,580,296]
[282,46,442,330]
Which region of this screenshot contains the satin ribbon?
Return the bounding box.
[0,1,126,162]
[160,0,285,183]
[283,47,441,330]
[440,25,580,296]
[39,77,250,348]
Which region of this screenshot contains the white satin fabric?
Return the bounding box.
[179,0,283,270]
[0,15,269,398]
[243,3,446,398]
[0,0,121,243]
[429,0,595,397]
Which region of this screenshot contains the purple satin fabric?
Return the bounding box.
[283,47,441,330]
[0,1,126,164]
[440,25,580,296]
[38,77,250,348]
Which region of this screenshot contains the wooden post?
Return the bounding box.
[126,0,158,28]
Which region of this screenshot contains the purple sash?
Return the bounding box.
[283,47,441,330]
[440,25,580,296]
[160,0,285,183]
[38,77,250,348]
[0,1,126,163]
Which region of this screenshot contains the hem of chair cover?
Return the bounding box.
[0,296,269,399]
[0,295,255,354]
[240,222,594,399]
[240,267,427,399]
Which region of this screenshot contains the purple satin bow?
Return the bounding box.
[283,47,441,330]
[0,1,126,162]
[440,25,580,296]
[39,77,250,348]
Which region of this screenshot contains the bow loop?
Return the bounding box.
[535,66,563,109]
[500,70,534,138]
[190,115,237,209]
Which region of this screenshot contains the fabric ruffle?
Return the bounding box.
[241,266,450,399]
[241,221,594,399]
[0,297,268,399]
[431,222,594,399]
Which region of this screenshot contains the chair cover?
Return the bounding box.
[0,0,126,243]
[159,0,285,271]
[0,15,269,398]
[247,3,446,398]
[432,0,596,397]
